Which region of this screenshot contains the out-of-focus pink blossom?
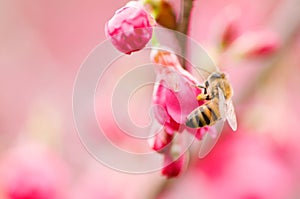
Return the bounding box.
[151,49,205,139]
[159,130,295,198]
[230,31,280,59]
[194,129,294,199]
[105,1,154,54]
[0,145,68,199]
[211,5,241,50]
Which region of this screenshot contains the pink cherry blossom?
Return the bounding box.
[105,1,154,54]
[151,49,205,139]
[150,49,207,178]
[161,148,185,178]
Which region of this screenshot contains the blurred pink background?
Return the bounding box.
[1,0,300,198]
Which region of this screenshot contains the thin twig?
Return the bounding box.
[176,0,194,69]
[177,0,194,34]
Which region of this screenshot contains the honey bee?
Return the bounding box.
[185,71,237,157]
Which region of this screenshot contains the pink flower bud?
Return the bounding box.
[161,146,185,178]
[105,1,154,54]
[230,31,280,59]
[148,129,174,152]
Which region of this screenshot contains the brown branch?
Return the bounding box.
[177,0,194,35]
[176,0,194,69]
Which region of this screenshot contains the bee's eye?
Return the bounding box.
[205,81,209,87]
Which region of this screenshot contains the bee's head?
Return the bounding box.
[208,72,226,81]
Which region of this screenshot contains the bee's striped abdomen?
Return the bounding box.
[186,101,220,129]
[206,101,219,122]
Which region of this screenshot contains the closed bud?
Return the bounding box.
[148,129,174,152]
[105,1,155,54]
[161,144,185,178]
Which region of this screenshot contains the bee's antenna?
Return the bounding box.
[191,65,215,82]
[197,67,214,75]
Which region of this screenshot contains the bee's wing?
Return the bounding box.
[198,119,224,158]
[198,87,226,158]
[218,87,226,119]
[226,99,237,131]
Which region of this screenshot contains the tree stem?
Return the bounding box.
[176,0,194,69]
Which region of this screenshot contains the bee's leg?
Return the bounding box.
[202,81,209,94]
[195,83,210,101]
[194,85,208,94]
[205,80,209,88]
[203,87,208,95]
[194,84,205,89]
[197,93,211,101]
